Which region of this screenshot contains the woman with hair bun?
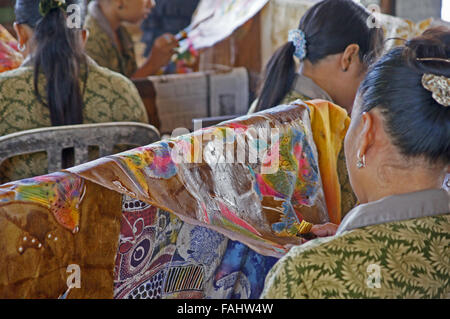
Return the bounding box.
[0,0,149,183]
[262,27,450,299]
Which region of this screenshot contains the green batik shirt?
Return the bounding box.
[84,1,138,78]
[261,189,450,299]
[0,58,148,183]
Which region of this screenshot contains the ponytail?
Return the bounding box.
[255,0,384,112]
[255,43,297,111]
[15,0,87,126]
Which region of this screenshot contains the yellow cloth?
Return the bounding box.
[305,99,350,224]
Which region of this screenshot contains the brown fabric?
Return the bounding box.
[0,180,122,299]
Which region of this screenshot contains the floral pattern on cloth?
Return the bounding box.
[261,214,450,299]
[0,172,85,233]
[0,172,123,298]
[282,92,357,218]
[0,25,23,73]
[0,100,349,298]
[70,101,346,257]
[114,195,277,299]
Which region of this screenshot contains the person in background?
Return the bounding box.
[252,0,385,219]
[140,0,199,55]
[252,0,384,114]
[84,0,179,78]
[140,0,200,74]
[261,27,450,299]
[0,0,148,183]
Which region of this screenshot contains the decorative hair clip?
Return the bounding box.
[288,29,307,61]
[39,0,67,17]
[422,73,450,107]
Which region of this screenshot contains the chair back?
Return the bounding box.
[0,122,160,173]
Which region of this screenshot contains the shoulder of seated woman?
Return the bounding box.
[0,66,33,81]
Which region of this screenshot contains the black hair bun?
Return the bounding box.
[404,26,450,77]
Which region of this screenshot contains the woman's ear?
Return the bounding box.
[13,22,30,47]
[13,22,33,57]
[340,44,360,72]
[81,29,89,47]
[356,111,375,161]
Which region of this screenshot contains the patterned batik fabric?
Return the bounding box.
[84,6,138,77]
[261,214,450,299]
[70,101,347,257]
[282,92,357,219]
[0,100,348,298]
[0,25,23,73]
[0,172,123,298]
[114,196,278,299]
[0,59,148,183]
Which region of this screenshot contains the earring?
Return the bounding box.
[18,43,26,52]
[357,151,366,169]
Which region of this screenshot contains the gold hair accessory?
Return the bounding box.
[421,73,450,107]
[417,57,450,63]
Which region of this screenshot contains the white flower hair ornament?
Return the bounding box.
[288,29,307,61]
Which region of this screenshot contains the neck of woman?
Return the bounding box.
[362,162,447,204]
[300,60,338,104]
[98,1,121,31]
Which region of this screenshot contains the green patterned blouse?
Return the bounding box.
[84,1,138,77]
[261,189,450,298]
[0,59,148,183]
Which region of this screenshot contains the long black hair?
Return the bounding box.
[15,0,87,126]
[256,0,384,111]
[358,27,450,165]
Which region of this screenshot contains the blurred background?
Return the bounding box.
[1,0,449,132]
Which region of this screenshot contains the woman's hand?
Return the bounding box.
[150,33,179,67]
[132,33,179,78]
[310,223,339,237]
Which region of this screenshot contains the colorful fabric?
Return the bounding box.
[0,100,348,298]
[304,100,351,224]
[251,74,357,220]
[0,25,23,73]
[0,58,148,183]
[114,196,277,299]
[282,93,356,220]
[84,1,138,77]
[261,213,450,298]
[0,172,122,298]
[70,101,345,257]
[0,172,84,233]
